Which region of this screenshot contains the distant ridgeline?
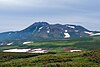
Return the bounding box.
[0,22,100,45]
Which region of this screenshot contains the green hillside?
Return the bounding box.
[0,36,100,52]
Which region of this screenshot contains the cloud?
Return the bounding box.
[0,0,100,32]
[0,0,83,10]
[0,0,100,18]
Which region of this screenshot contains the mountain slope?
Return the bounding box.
[0,22,99,42]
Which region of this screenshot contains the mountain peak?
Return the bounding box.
[21,22,49,32]
[34,22,49,25]
[0,22,99,42]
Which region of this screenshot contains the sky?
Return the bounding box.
[0,0,100,32]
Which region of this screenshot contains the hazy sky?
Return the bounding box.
[0,0,100,32]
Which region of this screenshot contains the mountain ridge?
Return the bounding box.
[0,22,100,43]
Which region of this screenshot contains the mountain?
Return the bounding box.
[0,22,100,45]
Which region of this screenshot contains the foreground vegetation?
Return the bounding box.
[0,49,100,67]
[0,36,100,67]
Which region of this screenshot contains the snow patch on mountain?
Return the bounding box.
[23,41,32,44]
[3,49,31,52]
[64,33,70,38]
[84,31,93,35]
[91,33,100,36]
[75,30,79,32]
[33,27,37,32]
[39,27,43,30]
[65,30,68,32]
[47,31,50,33]
[68,26,75,29]
[7,42,13,45]
[38,27,43,32]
